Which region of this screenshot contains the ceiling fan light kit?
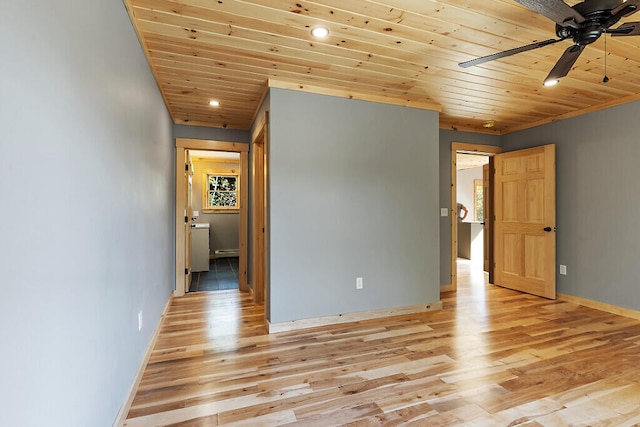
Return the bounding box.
[459,0,640,83]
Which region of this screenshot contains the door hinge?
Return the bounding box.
[184,216,188,223]
[185,268,189,275]
[185,164,189,171]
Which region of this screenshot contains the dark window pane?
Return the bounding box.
[226,177,237,191]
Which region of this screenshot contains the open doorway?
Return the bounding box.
[456,153,489,290]
[188,150,241,293]
[175,139,249,297]
[449,143,502,292]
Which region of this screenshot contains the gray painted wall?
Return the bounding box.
[502,102,640,311]
[174,124,250,143]
[268,88,440,323]
[439,130,501,285]
[191,159,240,253]
[0,2,173,426]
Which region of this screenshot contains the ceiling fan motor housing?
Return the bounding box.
[555,22,603,46]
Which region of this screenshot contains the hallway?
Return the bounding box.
[123,276,640,426]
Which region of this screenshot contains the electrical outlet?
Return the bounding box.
[356,277,363,290]
[440,208,448,217]
[138,311,143,331]
[559,265,567,275]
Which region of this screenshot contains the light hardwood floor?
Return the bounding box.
[124,262,640,426]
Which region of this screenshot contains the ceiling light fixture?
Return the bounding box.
[482,120,496,128]
[209,100,220,107]
[543,79,559,87]
[311,26,329,38]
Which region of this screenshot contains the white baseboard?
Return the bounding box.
[558,293,640,321]
[267,301,443,334]
[112,296,172,427]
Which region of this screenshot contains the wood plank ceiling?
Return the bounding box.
[124,0,640,134]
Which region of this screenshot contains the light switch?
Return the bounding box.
[440,208,448,217]
[193,210,199,217]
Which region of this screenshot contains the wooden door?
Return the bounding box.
[483,163,490,273]
[494,144,556,299]
[184,152,194,292]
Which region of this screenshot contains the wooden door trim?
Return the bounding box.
[251,112,268,307]
[175,147,187,297]
[450,143,502,293]
[176,138,249,152]
[174,139,249,296]
[239,152,249,292]
[252,113,267,143]
[251,142,264,304]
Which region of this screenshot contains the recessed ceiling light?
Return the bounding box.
[543,79,559,87]
[311,26,329,38]
[209,100,220,107]
[483,120,495,128]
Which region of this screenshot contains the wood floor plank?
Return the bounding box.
[124,261,640,426]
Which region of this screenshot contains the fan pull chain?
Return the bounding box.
[603,33,610,83]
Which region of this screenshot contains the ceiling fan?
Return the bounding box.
[459,0,640,84]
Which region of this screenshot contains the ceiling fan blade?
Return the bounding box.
[610,0,640,17]
[611,21,640,36]
[544,44,586,83]
[459,39,562,68]
[514,0,585,28]
[604,0,640,28]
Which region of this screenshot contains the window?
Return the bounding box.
[474,179,483,222]
[204,172,239,211]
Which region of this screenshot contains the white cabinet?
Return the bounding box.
[191,223,210,272]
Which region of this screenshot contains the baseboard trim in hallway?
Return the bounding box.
[113,296,172,427]
[267,301,443,334]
